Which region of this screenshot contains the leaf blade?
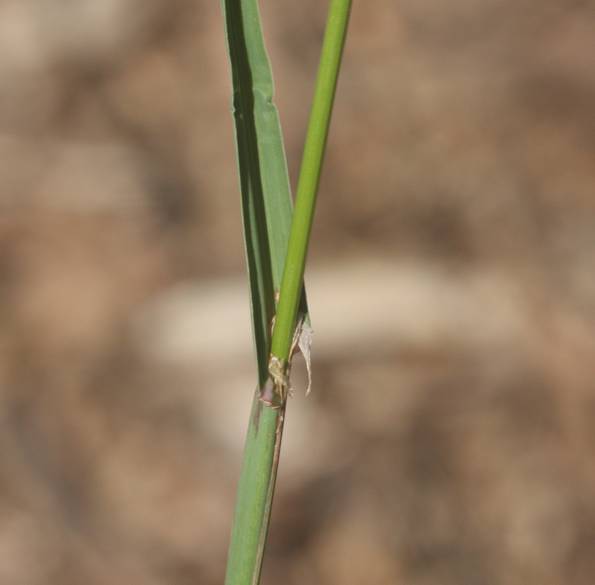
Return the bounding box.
[222,0,297,384]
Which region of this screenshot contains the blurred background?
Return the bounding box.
[0,1,594,584]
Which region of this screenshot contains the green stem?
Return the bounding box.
[224,395,284,585]
[271,0,352,362]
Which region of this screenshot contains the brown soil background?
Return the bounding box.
[1,1,594,584]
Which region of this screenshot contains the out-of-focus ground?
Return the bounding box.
[1,1,594,583]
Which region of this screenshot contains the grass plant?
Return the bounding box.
[222,1,352,583]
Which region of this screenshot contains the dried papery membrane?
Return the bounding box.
[297,321,313,396]
[266,316,313,400]
[267,355,288,401]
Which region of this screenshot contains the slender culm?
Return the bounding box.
[271,0,352,364]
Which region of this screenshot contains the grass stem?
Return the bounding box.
[271,0,352,363]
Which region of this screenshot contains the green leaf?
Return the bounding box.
[222,0,295,387]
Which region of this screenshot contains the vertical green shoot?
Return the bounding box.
[271,0,352,365]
